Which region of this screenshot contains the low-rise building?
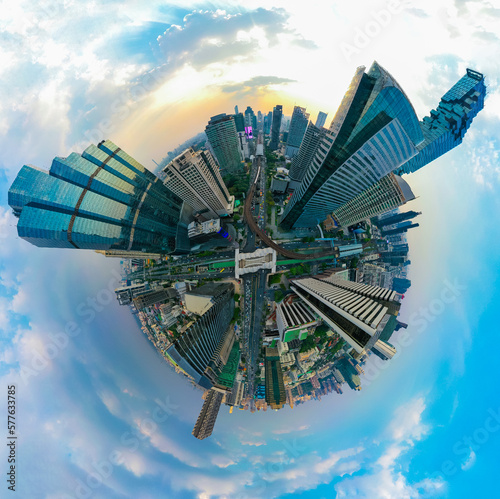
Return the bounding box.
[276,299,318,342]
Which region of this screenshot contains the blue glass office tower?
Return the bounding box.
[269,105,283,151]
[264,111,272,135]
[394,69,485,175]
[315,111,328,128]
[373,210,421,228]
[280,62,424,229]
[288,121,327,185]
[8,140,191,254]
[205,114,243,174]
[285,106,310,158]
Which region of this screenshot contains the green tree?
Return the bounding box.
[269,274,281,285]
[300,335,316,353]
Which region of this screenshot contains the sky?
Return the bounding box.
[0,0,499,498]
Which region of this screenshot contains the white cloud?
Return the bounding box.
[134,417,204,468]
[389,396,429,443]
[314,447,364,474]
[272,424,309,435]
[240,439,267,446]
[210,455,236,468]
[97,389,123,417]
[335,396,445,499]
[119,451,153,477]
[460,448,477,471]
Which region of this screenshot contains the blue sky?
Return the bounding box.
[0,1,499,498]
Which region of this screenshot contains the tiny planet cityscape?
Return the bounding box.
[8,61,485,440]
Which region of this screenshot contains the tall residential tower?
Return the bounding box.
[166,282,235,390]
[394,69,485,175]
[192,389,224,440]
[291,275,401,355]
[288,121,327,188]
[162,147,233,219]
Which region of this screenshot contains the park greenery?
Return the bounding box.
[274,289,284,303]
[300,334,316,353]
[265,150,277,167]
[196,250,215,258]
[266,191,275,206]
[223,173,249,198]
[269,274,282,285]
[233,307,241,322]
[286,264,311,277]
[314,324,331,337]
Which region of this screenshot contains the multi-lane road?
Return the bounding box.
[242,269,267,402]
[243,152,339,260]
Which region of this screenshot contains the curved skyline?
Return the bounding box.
[0,1,499,498]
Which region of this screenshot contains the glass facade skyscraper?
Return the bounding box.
[233,112,245,132]
[331,173,415,228]
[280,62,423,229]
[315,111,328,128]
[373,210,421,228]
[244,106,257,131]
[205,114,243,174]
[394,69,485,175]
[285,106,310,158]
[8,140,190,254]
[264,111,272,135]
[269,105,283,151]
[280,63,485,230]
[288,121,327,185]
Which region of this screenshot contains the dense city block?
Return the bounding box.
[8,62,485,440]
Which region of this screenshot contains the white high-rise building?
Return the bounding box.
[288,121,327,187]
[291,275,400,355]
[371,339,397,360]
[331,173,415,228]
[163,148,234,219]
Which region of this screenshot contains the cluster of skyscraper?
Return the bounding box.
[7,60,486,440]
[9,135,239,256]
[279,62,485,230]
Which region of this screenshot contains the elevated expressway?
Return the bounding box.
[244,155,339,261]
